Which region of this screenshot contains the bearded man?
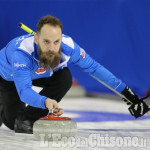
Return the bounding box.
[0,15,149,134]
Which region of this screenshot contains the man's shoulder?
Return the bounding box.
[17,34,35,55]
[62,34,75,49]
[61,34,80,56]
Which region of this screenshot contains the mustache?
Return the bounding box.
[47,50,55,54]
[40,50,60,58]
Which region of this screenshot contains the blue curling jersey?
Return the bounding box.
[0,34,126,109]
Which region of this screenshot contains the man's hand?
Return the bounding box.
[45,98,58,110]
[53,108,64,116]
[121,86,150,118]
[128,101,150,118]
[45,98,64,116]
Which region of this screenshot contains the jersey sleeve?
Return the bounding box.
[62,35,126,93]
[11,50,47,109]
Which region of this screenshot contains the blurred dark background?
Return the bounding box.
[0,0,150,97]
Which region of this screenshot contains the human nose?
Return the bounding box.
[48,43,55,52]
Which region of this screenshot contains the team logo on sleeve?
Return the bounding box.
[14,62,26,67]
[35,67,46,74]
[80,48,86,59]
[16,36,25,45]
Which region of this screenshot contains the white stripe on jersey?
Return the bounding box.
[18,36,34,55]
[62,36,74,49]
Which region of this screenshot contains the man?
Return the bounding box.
[0,15,149,133]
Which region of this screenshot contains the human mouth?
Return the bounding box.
[49,53,54,58]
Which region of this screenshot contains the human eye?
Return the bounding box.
[43,40,49,45]
[54,40,60,45]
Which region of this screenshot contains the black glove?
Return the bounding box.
[121,86,139,105]
[128,100,150,118]
[121,86,150,118]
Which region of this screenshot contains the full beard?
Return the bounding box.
[38,45,61,69]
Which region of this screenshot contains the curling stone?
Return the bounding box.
[33,110,77,141]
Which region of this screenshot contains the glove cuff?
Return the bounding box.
[121,86,139,104]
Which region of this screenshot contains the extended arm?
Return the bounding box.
[62,35,150,118]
